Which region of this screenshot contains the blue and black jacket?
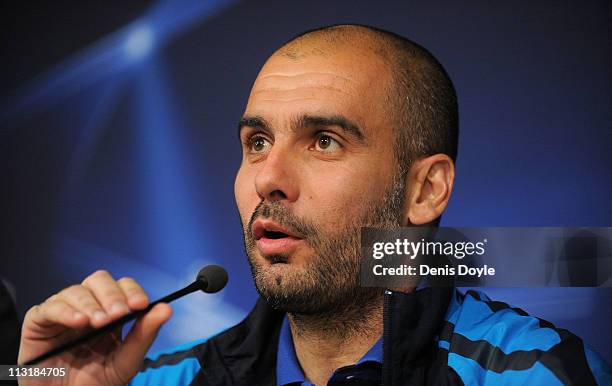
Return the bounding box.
[130,288,611,385]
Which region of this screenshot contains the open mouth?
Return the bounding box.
[263,230,290,239]
[251,219,305,256]
[252,219,301,241]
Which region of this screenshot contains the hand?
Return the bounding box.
[18,270,172,386]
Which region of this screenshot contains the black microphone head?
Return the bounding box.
[197,265,228,293]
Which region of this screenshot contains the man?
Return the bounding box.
[18,24,610,386]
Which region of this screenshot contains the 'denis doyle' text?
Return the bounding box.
[372,264,496,277]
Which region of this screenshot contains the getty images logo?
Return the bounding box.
[371,238,488,260]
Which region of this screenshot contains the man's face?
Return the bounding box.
[235,48,403,313]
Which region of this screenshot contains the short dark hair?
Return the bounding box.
[279,24,459,179]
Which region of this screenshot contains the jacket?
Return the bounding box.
[129,287,611,385]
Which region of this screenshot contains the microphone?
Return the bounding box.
[22,264,228,366]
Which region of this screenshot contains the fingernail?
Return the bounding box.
[73,311,85,320]
[93,310,107,321]
[111,302,129,314]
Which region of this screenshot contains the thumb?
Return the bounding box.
[109,303,173,384]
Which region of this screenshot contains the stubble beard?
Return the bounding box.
[242,177,405,326]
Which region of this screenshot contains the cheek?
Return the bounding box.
[301,163,388,225]
[234,166,258,223]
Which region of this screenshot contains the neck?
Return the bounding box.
[287,295,384,386]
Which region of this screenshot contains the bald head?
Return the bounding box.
[274,24,458,177]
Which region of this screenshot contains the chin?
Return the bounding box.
[253,263,304,293]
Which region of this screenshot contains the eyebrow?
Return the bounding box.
[238,115,271,137]
[294,114,365,142]
[238,114,366,143]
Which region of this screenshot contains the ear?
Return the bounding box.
[403,154,455,225]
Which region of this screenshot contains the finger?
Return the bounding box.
[82,270,130,318]
[24,299,89,336]
[109,303,172,384]
[117,277,149,310]
[58,284,111,328]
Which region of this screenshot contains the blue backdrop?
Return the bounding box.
[1,0,610,359]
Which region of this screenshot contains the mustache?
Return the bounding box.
[247,201,320,242]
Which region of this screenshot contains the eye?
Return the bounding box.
[246,135,271,154]
[313,133,342,153]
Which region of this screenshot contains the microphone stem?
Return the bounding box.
[22,280,205,366]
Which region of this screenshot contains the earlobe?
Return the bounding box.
[405,154,455,225]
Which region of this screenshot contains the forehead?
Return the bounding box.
[244,50,393,137]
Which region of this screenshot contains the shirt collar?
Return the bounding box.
[276,316,383,386]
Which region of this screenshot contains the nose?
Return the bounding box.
[254,145,299,203]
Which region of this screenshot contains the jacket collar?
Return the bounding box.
[192,287,453,386]
[382,287,454,385]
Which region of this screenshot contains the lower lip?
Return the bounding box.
[256,237,305,256]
